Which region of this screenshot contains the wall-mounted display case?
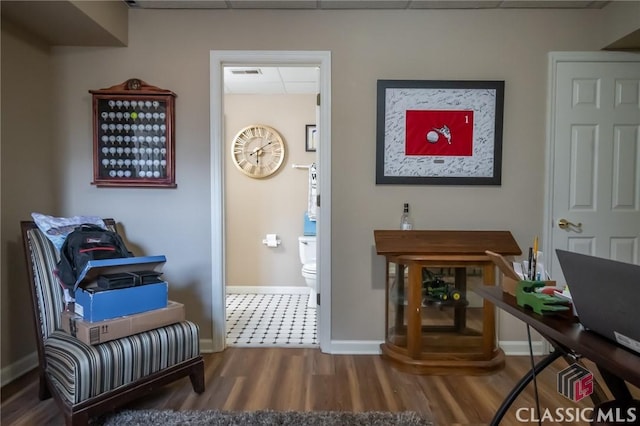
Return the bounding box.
[90,79,176,188]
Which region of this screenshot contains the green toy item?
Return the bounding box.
[421,269,465,305]
[515,280,571,315]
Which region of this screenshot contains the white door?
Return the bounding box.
[545,52,640,282]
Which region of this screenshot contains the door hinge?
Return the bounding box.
[316,194,320,207]
[317,293,321,306]
[316,93,320,106]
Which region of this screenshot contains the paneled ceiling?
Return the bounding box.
[125,0,610,9]
[0,0,617,48]
[224,66,319,95]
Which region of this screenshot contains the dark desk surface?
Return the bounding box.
[475,286,640,390]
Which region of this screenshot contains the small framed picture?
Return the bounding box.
[306,124,317,152]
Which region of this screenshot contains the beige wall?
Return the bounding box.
[1,21,57,375]
[600,1,640,50]
[225,94,316,288]
[71,0,129,45]
[2,6,635,376]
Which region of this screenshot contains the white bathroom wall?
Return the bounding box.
[225,93,316,288]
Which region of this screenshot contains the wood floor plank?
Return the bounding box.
[372,355,403,412]
[306,373,338,411]
[220,376,248,411]
[282,352,309,410]
[3,348,639,426]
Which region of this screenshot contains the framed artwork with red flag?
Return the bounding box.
[376,80,504,185]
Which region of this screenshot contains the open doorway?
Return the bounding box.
[209,51,332,352]
[224,65,318,347]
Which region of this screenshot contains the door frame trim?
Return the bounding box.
[209,50,332,352]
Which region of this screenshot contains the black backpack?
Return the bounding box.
[56,224,132,291]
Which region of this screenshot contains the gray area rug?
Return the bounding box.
[94,409,434,425]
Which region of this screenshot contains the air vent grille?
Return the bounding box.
[231,69,262,75]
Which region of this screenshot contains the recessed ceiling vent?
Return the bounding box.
[230,69,263,75]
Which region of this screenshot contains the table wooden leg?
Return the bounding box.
[395,264,405,333]
[407,263,422,359]
[454,267,467,332]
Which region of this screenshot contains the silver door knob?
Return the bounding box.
[558,218,582,230]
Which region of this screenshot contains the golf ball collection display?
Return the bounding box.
[90,79,176,188]
[96,98,168,179]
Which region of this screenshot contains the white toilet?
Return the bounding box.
[298,236,317,308]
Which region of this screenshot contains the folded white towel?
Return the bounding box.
[308,163,318,221]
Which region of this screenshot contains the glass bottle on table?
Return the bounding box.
[400,203,413,230]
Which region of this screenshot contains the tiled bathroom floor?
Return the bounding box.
[225,293,318,347]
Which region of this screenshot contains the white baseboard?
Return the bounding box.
[325,340,383,354]
[226,285,309,295]
[499,340,546,356]
[1,351,38,387]
[200,338,215,353]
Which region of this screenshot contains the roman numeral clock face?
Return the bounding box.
[231,125,286,179]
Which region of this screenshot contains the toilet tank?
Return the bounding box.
[298,236,317,264]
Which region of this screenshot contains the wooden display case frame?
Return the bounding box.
[90,78,177,188]
[374,230,521,374]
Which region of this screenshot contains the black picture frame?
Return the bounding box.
[376,80,504,185]
[305,124,317,152]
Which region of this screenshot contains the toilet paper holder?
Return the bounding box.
[262,234,281,247]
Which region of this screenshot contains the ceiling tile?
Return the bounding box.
[319,0,411,9]
[227,0,318,8]
[224,66,319,94]
[284,82,319,93]
[226,81,287,94]
[278,67,319,82]
[409,1,501,8]
[130,0,229,8]
[500,1,606,8]
[126,0,611,9]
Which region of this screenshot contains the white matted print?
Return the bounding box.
[376,80,504,185]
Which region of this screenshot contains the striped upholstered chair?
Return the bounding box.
[21,219,205,426]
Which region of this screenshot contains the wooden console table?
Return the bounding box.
[373,230,521,374]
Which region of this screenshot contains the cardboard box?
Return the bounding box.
[75,281,168,322]
[61,301,185,345]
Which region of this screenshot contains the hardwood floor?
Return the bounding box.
[2,348,637,425]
